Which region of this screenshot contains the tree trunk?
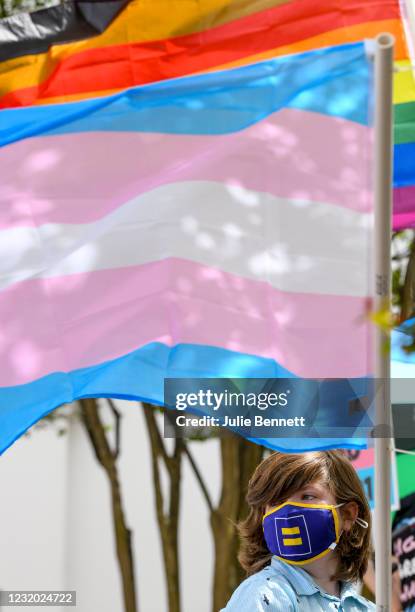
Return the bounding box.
[142,404,182,612]
[211,435,241,612]
[80,398,138,612]
[210,433,265,612]
[233,440,264,586]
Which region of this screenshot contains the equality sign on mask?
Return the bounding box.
[345,449,400,511]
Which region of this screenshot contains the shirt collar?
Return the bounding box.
[270,556,363,603]
[339,580,368,605]
[270,556,319,595]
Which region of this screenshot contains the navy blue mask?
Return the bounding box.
[262,501,343,565]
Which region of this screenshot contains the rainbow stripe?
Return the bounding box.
[0,42,375,453]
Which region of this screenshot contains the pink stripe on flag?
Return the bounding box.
[0,109,372,229]
[0,258,372,386]
[393,185,415,230]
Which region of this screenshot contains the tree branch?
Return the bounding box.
[107,398,122,459]
[182,443,214,513]
[142,402,171,468]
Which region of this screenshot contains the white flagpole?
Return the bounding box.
[373,33,394,612]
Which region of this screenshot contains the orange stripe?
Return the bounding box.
[0,0,293,96]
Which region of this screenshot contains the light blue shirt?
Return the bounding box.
[221,556,375,611]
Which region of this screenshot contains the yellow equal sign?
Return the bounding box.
[282,526,302,546]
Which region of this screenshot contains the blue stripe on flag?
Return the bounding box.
[394,143,415,187]
[0,43,371,147]
[0,341,373,455]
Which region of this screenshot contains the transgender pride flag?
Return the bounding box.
[0,42,374,453]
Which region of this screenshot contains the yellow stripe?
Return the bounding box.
[283,537,303,546]
[394,60,415,105]
[281,526,300,535]
[332,503,340,542]
[274,546,333,565]
[0,0,291,97]
[263,501,337,521]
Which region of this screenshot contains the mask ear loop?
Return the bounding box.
[334,503,369,529]
[331,503,368,550]
[330,521,368,551]
[330,503,345,548]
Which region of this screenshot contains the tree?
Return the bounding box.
[141,402,265,612]
[80,398,138,612]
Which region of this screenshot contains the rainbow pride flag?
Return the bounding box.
[0,0,414,228]
[0,41,374,453]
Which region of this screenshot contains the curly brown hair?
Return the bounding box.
[238,450,372,583]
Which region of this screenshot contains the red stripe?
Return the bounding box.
[0,0,400,108]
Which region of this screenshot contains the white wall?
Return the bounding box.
[0,425,68,611]
[0,401,220,612]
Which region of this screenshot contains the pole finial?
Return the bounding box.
[376,32,395,49]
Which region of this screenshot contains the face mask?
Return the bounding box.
[262,501,368,566]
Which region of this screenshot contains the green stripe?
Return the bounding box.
[395,101,415,145]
